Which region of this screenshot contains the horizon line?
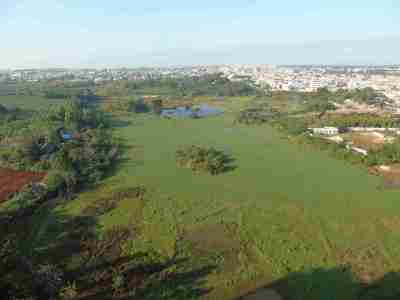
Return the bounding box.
[2,63,400,71]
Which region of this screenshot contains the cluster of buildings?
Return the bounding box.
[214,65,400,102]
[0,66,214,83]
[2,64,400,102]
[309,126,400,156]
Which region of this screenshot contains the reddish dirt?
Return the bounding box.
[0,168,46,202]
[352,133,385,151]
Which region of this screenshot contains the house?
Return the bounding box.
[310,127,339,136]
[351,147,368,156]
[326,135,344,143]
[346,144,368,156]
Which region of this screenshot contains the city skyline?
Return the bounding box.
[1,0,399,68]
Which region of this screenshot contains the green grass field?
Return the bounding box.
[26,101,400,299]
[0,95,62,110]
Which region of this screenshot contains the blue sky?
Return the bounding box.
[1,0,399,68]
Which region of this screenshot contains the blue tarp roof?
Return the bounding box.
[62,133,73,140]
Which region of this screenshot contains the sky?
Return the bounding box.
[0,0,399,68]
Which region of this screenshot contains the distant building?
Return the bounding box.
[310,127,339,136]
[346,145,368,156]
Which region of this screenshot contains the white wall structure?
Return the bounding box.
[310,127,339,136]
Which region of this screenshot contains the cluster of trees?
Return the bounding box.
[0,82,42,96]
[102,97,157,115]
[0,104,26,124]
[273,116,312,135]
[335,87,388,105]
[46,100,109,131]
[0,80,97,98]
[236,107,275,125]
[0,104,7,114]
[0,101,118,198]
[261,88,388,115]
[306,88,388,108]
[44,88,79,99]
[295,134,400,167]
[98,74,262,98]
[44,127,118,196]
[44,87,99,104]
[176,145,234,175]
[324,114,400,128]
[366,141,400,166]
[292,135,365,165]
[306,101,336,113]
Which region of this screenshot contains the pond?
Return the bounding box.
[161,104,224,118]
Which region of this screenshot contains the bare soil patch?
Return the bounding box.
[370,164,400,189]
[381,216,400,232]
[352,133,385,151]
[0,168,46,202]
[337,246,388,284]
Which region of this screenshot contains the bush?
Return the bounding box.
[34,264,64,299]
[59,282,78,300]
[236,108,273,125]
[0,104,8,114]
[13,184,47,211]
[366,141,400,166]
[276,116,309,135]
[176,145,234,175]
[82,198,117,216]
[152,99,163,115]
[112,186,146,201]
[133,99,150,113]
[44,171,66,193]
[324,114,399,128]
[31,160,52,172]
[111,269,126,296]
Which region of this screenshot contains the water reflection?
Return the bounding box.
[161,104,224,118]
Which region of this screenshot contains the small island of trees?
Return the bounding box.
[176,145,234,175]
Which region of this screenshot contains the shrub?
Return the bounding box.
[276,116,309,135]
[152,99,163,115]
[31,160,52,172]
[82,198,117,216]
[176,145,234,175]
[82,187,145,216]
[236,108,273,125]
[111,269,126,296]
[366,141,400,166]
[44,171,66,193]
[34,264,64,299]
[112,186,146,201]
[79,226,131,268]
[133,99,150,113]
[59,282,78,300]
[0,104,8,114]
[13,184,47,211]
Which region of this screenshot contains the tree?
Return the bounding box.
[64,101,82,131]
[152,99,163,115]
[0,104,7,114]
